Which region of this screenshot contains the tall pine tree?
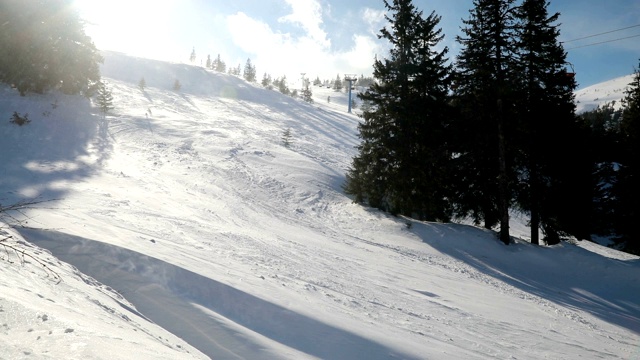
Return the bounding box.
[614,60,640,253]
[261,73,272,87]
[333,74,343,91]
[452,0,520,244]
[243,58,257,82]
[513,0,583,245]
[214,54,226,72]
[206,54,212,69]
[344,0,453,220]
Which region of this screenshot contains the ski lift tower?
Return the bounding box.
[344,74,358,113]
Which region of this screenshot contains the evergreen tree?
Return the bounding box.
[344,0,453,220]
[276,76,290,95]
[333,74,343,91]
[96,80,114,118]
[206,54,212,69]
[261,73,272,88]
[513,0,584,245]
[360,98,374,112]
[214,54,226,72]
[356,75,375,88]
[614,61,640,253]
[313,76,322,86]
[190,47,196,63]
[452,0,520,244]
[282,127,293,148]
[301,84,313,103]
[0,0,102,96]
[578,103,623,240]
[138,77,146,91]
[243,58,257,82]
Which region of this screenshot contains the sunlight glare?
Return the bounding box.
[74,0,179,61]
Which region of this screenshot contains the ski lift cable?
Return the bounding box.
[561,23,640,43]
[564,33,640,50]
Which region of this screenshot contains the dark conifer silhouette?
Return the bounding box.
[345,0,453,220]
[0,0,102,96]
[452,0,520,244]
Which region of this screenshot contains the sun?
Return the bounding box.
[73,0,178,61]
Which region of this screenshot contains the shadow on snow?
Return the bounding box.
[410,221,640,335]
[0,86,112,207]
[20,228,419,360]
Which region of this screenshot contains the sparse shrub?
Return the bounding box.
[138,77,146,91]
[282,127,293,148]
[301,86,314,103]
[173,79,182,91]
[261,73,272,87]
[96,81,114,118]
[275,76,290,95]
[9,111,30,126]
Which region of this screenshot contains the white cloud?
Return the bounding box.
[336,35,383,72]
[362,7,387,36]
[226,12,331,81]
[278,0,330,48]
[225,1,383,84]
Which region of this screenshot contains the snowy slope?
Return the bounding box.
[575,74,633,113]
[0,226,205,359]
[0,51,639,359]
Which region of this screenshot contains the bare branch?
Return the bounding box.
[0,198,62,283]
[0,233,61,284]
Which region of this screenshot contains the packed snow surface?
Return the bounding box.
[0,51,638,359]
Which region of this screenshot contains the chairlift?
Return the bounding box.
[564,62,576,79]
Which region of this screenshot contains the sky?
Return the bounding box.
[1,50,639,359]
[73,0,640,89]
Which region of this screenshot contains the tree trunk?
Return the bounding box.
[530,158,540,245]
[497,99,510,245]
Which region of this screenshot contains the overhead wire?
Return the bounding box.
[562,24,640,43]
[561,23,640,50]
[565,34,640,50]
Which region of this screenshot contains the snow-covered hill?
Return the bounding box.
[1,51,638,359]
[574,74,634,113]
